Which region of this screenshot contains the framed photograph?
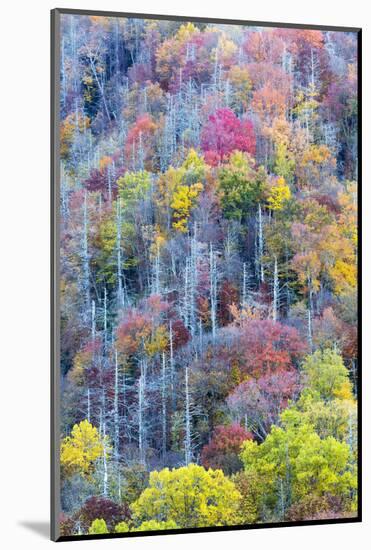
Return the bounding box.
[51,8,361,542]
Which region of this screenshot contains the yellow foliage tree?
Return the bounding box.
[338,182,357,246]
[213,35,237,69]
[135,519,178,531]
[60,420,108,478]
[171,182,203,233]
[149,230,166,261]
[176,22,199,42]
[329,259,357,296]
[99,155,113,171]
[301,349,353,402]
[267,176,291,211]
[145,325,169,356]
[227,65,251,112]
[274,141,295,183]
[69,346,94,386]
[132,464,242,528]
[60,113,90,160]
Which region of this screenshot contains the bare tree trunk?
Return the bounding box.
[91,299,96,342]
[199,317,203,355]
[101,391,108,497]
[116,199,124,308]
[114,350,119,462]
[242,261,251,307]
[152,240,161,295]
[169,322,175,411]
[161,352,167,464]
[307,278,314,351]
[122,366,128,443]
[184,364,192,465]
[209,244,217,341]
[87,388,91,423]
[87,297,96,424]
[183,260,190,329]
[257,204,265,283]
[189,229,199,337]
[82,191,90,317]
[87,51,111,121]
[103,287,108,351]
[272,256,279,322]
[138,359,147,467]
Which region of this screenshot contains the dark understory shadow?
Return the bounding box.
[18,521,49,539]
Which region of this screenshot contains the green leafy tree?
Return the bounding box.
[301,349,353,401]
[136,520,178,531]
[274,141,295,184]
[218,152,267,221]
[120,465,150,507]
[88,519,109,535]
[117,171,152,207]
[115,521,130,533]
[240,418,356,520]
[181,148,207,185]
[283,392,357,443]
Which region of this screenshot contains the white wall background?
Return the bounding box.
[0,0,368,547]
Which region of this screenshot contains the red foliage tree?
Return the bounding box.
[59,513,75,537]
[116,310,151,356]
[201,108,256,165]
[227,369,301,441]
[125,114,158,169]
[287,495,347,522]
[83,161,123,198]
[171,318,190,349]
[75,496,129,531]
[84,168,107,193]
[218,280,239,326]
[313,307,357,363]
[236,319,307,378]
[243,30,286,64]
[200,424,252,475]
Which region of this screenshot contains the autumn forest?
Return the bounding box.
[57,13,359,537]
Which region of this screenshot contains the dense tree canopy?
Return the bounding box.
[58,13,358,536]
[132,464,242,528]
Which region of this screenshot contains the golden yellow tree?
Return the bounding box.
[132,464,242,528]
[267,176,291,211]
[171,182,203,233]
[60,420,108,477]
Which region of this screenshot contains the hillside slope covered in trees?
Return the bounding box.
[58,13,358,536]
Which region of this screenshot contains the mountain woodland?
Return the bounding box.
[57,14,358,536]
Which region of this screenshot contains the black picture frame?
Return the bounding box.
[51,8,362,542]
